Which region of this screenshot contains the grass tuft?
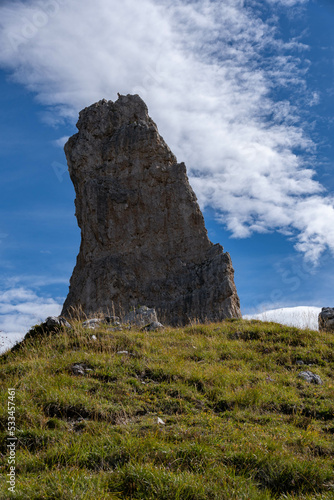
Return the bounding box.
[1,319,334,498]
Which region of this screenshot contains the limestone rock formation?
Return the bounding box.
[61,94,241,324]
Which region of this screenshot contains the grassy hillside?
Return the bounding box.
[1,318,334,499]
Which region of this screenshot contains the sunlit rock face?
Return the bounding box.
[61,94,241,325]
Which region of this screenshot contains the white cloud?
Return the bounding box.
[2,274,69,288]
[0,0,333,262]
[0,286,62,353]
[53,135,70,148]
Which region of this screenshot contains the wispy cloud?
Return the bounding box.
[0,286,62,352]
[265,0,308,6]
[53,136,70,148]
[2,274,69,288]
[0,0,333,262]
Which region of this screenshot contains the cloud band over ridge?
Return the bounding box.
[0,0,333,263]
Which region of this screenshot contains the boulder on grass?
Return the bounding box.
[141,321,164,332]
[123,306,158,327]
[82,318,102,329]
[45,316,71,328]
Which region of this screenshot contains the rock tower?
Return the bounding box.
[61,94,241,324]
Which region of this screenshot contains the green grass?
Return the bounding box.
[1,319,334,499]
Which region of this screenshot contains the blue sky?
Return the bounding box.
[0,0,334,341]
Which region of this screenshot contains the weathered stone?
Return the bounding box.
[298,371,323,385]
[104,316,120,325]
[124,306,158,326]
[142,321,165,331]
[70,363,93,376]
[61,94,241,325]
[82,318,102,329]
[45,316,71,328]
[319,307,334,332]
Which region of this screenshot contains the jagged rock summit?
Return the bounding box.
[61,94,241,324]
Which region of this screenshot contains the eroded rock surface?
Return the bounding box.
[298,371,323,385]
[61,94,241,325]
[319,307,334,332]
[123,306,158,327]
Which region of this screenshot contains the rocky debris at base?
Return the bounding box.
[105,316,121,325]
[42,308,165,333]
[45,316,71,328]
[319,307,334,332]
[79,307,163,331]
[82,318,102,329]
[124,306,158,327]
[9,307,165,355]
[298,371,323,385]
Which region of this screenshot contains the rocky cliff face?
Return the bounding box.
[61,94,241,324]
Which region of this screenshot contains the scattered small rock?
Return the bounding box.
[69,417,87,433]
[71,364,85,376]
[91,335,97,341]
[82,318,102,329]
[157,417,165,425]
[141,321,164,332]
[296,360,304,366]
[117,350,135,357]
[298,371,323,385]
[70,363,93,376]
[104,316,120,325]
[45,316,71,328]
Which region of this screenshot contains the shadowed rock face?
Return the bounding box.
[319,307,334,332]
[61,94,241,324]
